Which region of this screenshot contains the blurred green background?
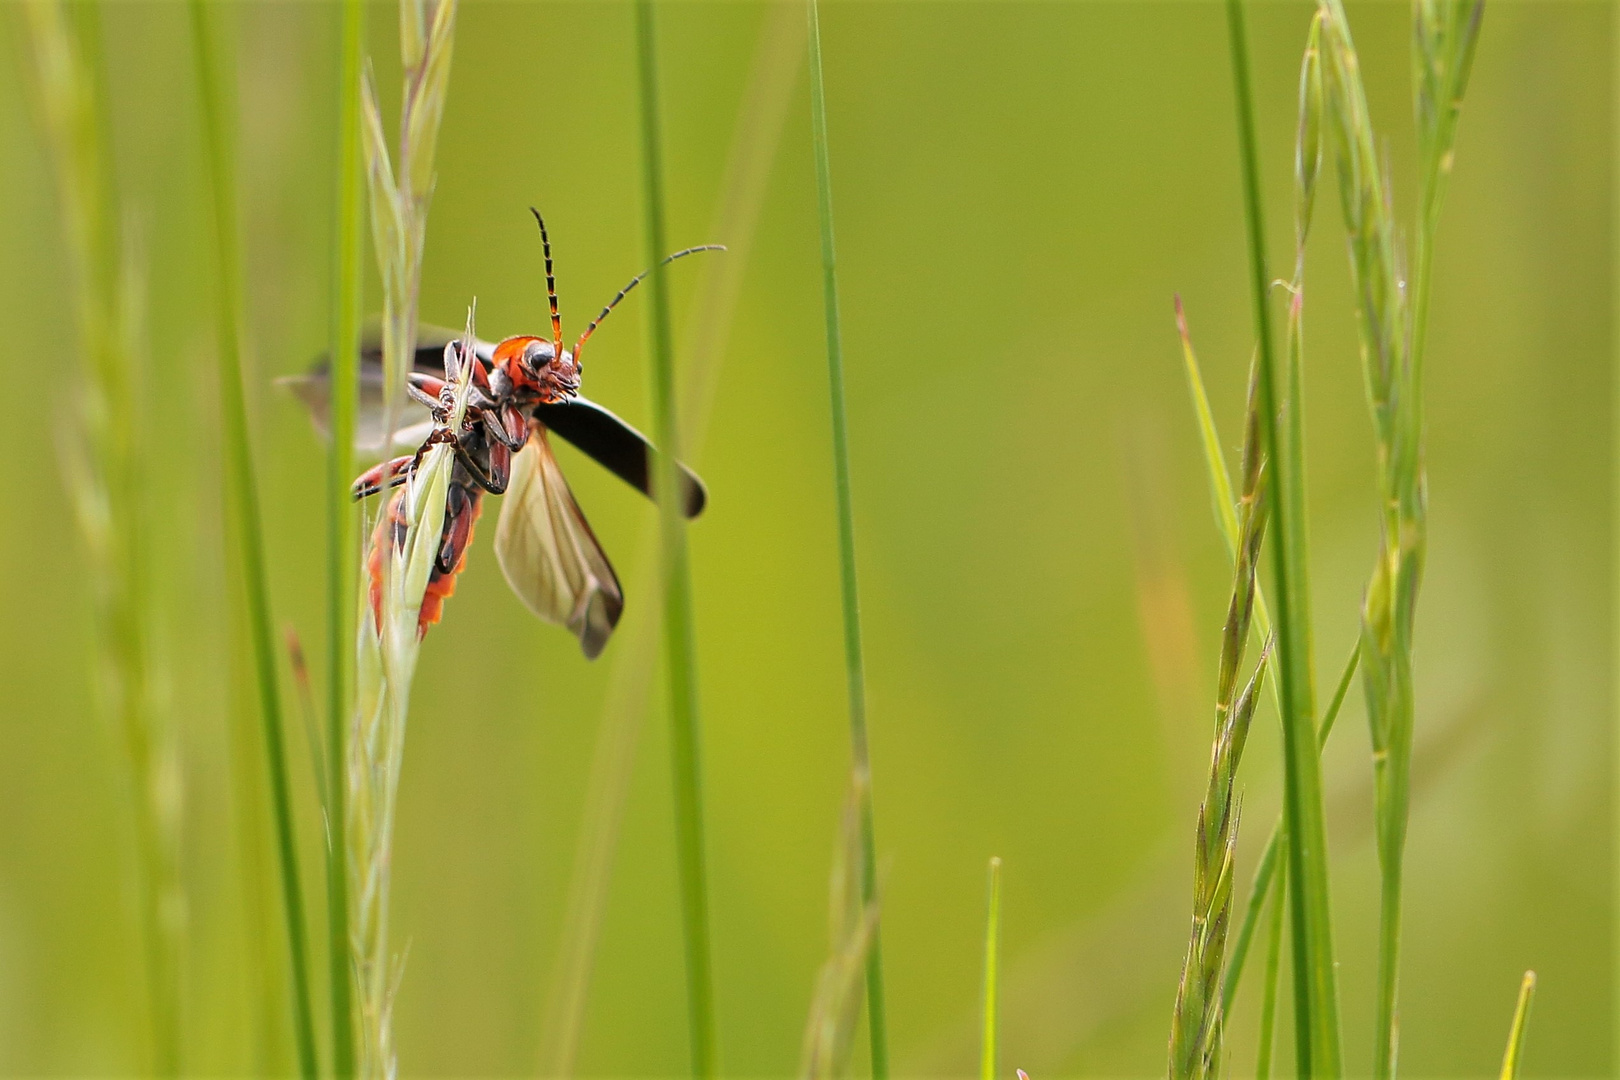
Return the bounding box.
[0,1,1610,1076]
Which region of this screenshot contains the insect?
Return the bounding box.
[287,209,719,657]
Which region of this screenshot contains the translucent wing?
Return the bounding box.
[494,426,624,658]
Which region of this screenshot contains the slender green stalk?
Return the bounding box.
[187,4,317,1076]
[981,858,1002,1080]
[22,3,179,1071]
[1498,971,1536,1080]
[326,0,366,1072]
[1254,867,1286,1079]
[805,3,889,1074]
[633,4,717,1074]
[1223,1,1339,1074]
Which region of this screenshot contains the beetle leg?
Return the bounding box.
[501,403,529,448]
[437,484,480,573]
[454,437,510,495]
[408,371,449,403]
[352,455,416,500]
[480,404,528,451]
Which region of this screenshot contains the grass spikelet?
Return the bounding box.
[1315,3,1482,1075]
[361,0,460,450]
[349,5,459,1072]
[1168,340,1273,1080]
[1498,971,1536,1080]
[802,775,883,1080]
[633,3,719,1071]
[188,3,318,1074]
[350,308,477,1078]
[20,3,180,1071]
[806,0,890,1073]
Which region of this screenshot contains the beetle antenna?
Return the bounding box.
[530,207,564,363]
[572,245,726,367]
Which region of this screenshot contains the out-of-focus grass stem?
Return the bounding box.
[1498,971,1536,1080]
[806,2,890,1074]
[187,3,318,1076]
[633,3,717,1074]
[1223,0,1340,1074]
[326,0,366,1072]
[980,858,1002,1080]
[21,2,179,1071]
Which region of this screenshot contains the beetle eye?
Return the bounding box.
[523,341,553,373]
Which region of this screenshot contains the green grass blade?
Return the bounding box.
[1223,2,1340,1073]
[633,4,717,1074]
[187,4,318,1076]
[1174,296,1241,560]
[805,3,890,1074]
[981,857,1002,1080]
[326,0,366,1072]
[1498,971,1536,1080]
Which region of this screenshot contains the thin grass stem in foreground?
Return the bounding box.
[326,0,367,1071]
[21,3,179,1071]
[981,858,1002,1080]
[633,3,718,1073]
[1498,971,1536,1080]
[1223,0,1340,1073]
[806,2,890,1073]
[188,3,317,1074]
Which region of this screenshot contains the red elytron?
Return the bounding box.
[307,209,718,657]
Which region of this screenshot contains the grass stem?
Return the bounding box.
[188,3,318,1075]
[1223,1,1340,1074]
[1255,865,1286,1079]
[1498,971,1536,1080]
[981,858,1002,1080]
[633,3,718,1073]
[326,0,367,1072]
[805,2,890,1073]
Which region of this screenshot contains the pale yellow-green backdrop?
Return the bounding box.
[0,1,1608,1076]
